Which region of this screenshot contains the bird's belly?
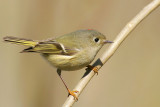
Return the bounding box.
[41,53,94,71]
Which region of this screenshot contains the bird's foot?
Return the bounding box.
[68,89,79,101]
[86,65,99,75]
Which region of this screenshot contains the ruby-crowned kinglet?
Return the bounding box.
[3,29,113,100]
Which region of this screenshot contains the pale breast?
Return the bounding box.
[41,49,96,71]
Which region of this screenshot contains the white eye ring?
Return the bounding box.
[94,38,99,43]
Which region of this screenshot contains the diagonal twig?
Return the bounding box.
[63,0,160,106]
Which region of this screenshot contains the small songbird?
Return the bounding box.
[3,29,113,100]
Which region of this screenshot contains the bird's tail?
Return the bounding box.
[3,36,37,47]
[3,36,62,53]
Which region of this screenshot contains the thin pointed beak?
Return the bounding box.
[104,40,113,44]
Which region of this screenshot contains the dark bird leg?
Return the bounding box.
[57,69,78,101]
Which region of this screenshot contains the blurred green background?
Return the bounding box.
[0,0,160,107]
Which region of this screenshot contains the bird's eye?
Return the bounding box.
[94,38,99,42]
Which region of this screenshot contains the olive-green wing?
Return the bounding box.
[22,40,79,55]
[3,36,79,55]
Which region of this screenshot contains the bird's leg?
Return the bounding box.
[86,65,99,75]
[57,69,79,101]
